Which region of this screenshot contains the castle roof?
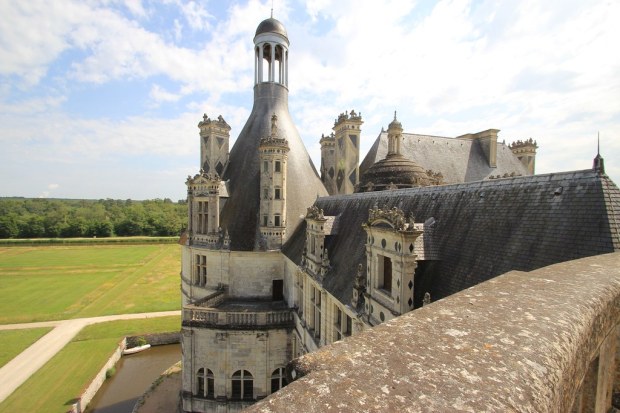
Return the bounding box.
[360,132,529,184]
[283,169,620,305]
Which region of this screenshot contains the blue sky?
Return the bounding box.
[0,0,618,200]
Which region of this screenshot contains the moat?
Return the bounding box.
[86,344,181,413]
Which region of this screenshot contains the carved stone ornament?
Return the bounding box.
[306,205,325,220]
[366,205,413,231]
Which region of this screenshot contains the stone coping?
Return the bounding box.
[245,252,620,412]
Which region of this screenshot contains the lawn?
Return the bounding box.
[0,328,52,368]
[0,316,181,413]
[0,244,181,324]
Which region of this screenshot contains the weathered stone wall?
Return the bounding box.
[181,325,293,413]
[228,251,283,298]
[245,252,620,413]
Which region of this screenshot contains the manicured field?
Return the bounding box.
[0,328,52,368]
[0,316,180,413]
[0,244,181,324]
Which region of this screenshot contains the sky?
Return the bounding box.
[0,0,618,201]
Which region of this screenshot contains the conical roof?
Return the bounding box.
[220,83,327,250]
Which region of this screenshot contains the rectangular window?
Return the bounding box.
[274,188,281,199]
[274,214,281,227]
[383,256,392,292]
[263,188,269,199]
[263,215,268,226]
[263,160,268,172]
[275,161,281,172]
[195,254,207,285]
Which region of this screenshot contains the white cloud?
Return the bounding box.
[0,0,618,198]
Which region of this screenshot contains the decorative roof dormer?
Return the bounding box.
[303,206,338,284]
[361,205,424,325]
[186,170,228,248]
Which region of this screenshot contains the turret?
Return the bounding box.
[331,110,363,195]
[259,114,290,250]
[509,138,538,175]
[198,114,230,175]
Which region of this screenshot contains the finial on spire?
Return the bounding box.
[394,110,397,121]
[593,131,605,174]
[271,0,274,17]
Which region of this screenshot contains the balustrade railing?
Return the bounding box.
[183,306,294,328]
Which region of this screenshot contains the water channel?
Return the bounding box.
[86,344,181,413]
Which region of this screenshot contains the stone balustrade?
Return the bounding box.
[245,252,620,413]
[183,305,294,330]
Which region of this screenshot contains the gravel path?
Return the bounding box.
[0,310,181,404]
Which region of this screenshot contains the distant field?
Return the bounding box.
[0,316,180,413]
[0,328,52,368]
[0,244,181,324]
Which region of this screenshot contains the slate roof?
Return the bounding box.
[359,132,529,184]
[283,169,620,305]
[220,83,328,251]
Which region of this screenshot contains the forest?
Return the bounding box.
[0,198,187,238]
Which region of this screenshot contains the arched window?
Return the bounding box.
[196,368,205,396]
[196,368,215,398]
[271,367,287,393]
[231,370,253,400]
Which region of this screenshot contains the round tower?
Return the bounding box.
[219,17,328,251]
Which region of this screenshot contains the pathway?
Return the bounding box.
[0,310,181,404]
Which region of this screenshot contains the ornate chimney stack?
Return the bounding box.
[509,138,538,175]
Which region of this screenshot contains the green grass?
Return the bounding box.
[0,244,181,324]
[0,236,179,246]
[0,316,180,413]
[0,328,53,368]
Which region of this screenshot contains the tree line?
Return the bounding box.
[0,198,187,239]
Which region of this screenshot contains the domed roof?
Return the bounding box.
[357,154,430,192]
[255,17,288,38]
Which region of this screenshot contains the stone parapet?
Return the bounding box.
[182,305,294,330]
[245,252,620,413]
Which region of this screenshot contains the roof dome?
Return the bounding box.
[255,17,288,38]
[357,154,430,192]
